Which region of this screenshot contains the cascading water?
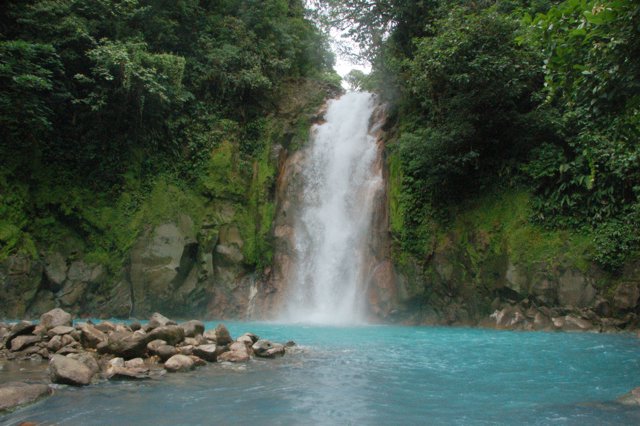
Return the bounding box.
[282,92,383,324]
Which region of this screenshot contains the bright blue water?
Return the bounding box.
[2,323,640,425]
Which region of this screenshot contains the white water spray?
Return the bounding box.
[282,92,382,324]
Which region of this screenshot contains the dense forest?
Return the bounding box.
[319,0,639,275]
[0,0,339,271]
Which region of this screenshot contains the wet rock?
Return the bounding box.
[189,356,207,367]
[285,341,296,347]
[0,382,52,412]
[192,344,217,362]
[146,325,184,346]
[48,326,75,337]
[164,354,194,372]
[617,387,640,406]
[40,308,72,330]
[10,335,41,352]
[67,352,100,376]
[218,341,251,362]
[104,357,150,380]
[214,324,233,345]
[180,320,205,338]
[49,354,94,386]
[562,315,593,331]
[236,335,254,345]
[490,306,526,328]
[252,340,285,358]
[78,323,107,349]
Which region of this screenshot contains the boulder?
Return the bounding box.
[214,324,233,345]
[189,356,207,367]
[0,382,52,412]
[47,335,63,352]
[146,325,184,346]
[192,344,218,362]
[146,312,175,331]
[43,251,67,292]
[10,335,41,352]
[252,340,285,358]
[218,341,251,362]
[147,339,168,354]
[156,345,178,362]
[67,352,100,376]
[99,331,149,359]
[49,354,94,386]
[5,321,36,347]
[94,321,116,333]
[104,358,150,380]
[236,335,254,345]
[180,320,205,338]
[40,308,72,330]
[48,326,75,337]
[561,315,593,331]
[617,387,640,406]
[164,354,194,372]
[124,358,146,369]
[613,283,640,311]
[129,321,142,331]
[78,323,107,349]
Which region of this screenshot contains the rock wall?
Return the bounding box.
[391,229,640,331]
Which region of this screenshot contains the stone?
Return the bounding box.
[78,323,107,349]
[562,315,593,331]
[104,358,150,380]
[147,339,168,354]
[203,330,217,341]
[146,312,175,331]
[48,326,75,336]
[218,341,251,363]
[47,335,63,352]
[557,270,597,308]
[156,345,178,362]
[180,320,205,338]
[285,341,296,348]
[236,335,254,345]
[0,382,52,412]
[39,308,72,330]
[214,324,233,345]
[178,345,194,356]
[94,321,116,333]
[146,325,184,346]
[5,321,36,347]
[189,356,207,367]
[99,331,149,359]
[10,335,41,352]
[164,354,194,372]
[49,354,94,386]
[490,306,526,328]
[67,352,100,376]
[129,321,142,331]
[124,358,146,369]
[617,387,640,406]
[252,340,285,358]
[192,344,218,362]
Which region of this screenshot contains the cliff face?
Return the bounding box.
[388,191,640,331]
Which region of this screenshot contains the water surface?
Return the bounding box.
[2,323,640,425]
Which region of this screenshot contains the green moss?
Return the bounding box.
[388,151,404,234]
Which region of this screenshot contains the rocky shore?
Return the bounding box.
[0,308,292,413]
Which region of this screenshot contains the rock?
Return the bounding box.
[6,321,36,347]
[203,330,217,341]
[192,344,218,362]
[164,354,194,372]
[124,358,146,369]
[218,341,251,362]
[43,251,67,292]
[129,321,142,331]
[0,382,52,412]
[180,320,205,338]
[47,335,63,352]
[285,341,296,348]
[236,335,254,345]
[109,357,125,368]
[189,356,207,367]
[252,340,285,358]
[214,324,233,345]
[490,306,526,328]
[156,345,178,362]
[94,321,116,333]
[10,335,41,352]
[40,308,72,330]
[562,315,593,331]
[178,345,194,356]
[617,387,640,406]
[613,283,640,311]
[67,352,100,376]
[146,312,175,331]
[48,325,75,336]
[147,339,168,354]
[78,323,107,349]
[557,270,596,308]
[49,354,94,386]
[147,325,184,346]
[99,331,149,359]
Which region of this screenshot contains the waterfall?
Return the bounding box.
[282,92,383,324]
